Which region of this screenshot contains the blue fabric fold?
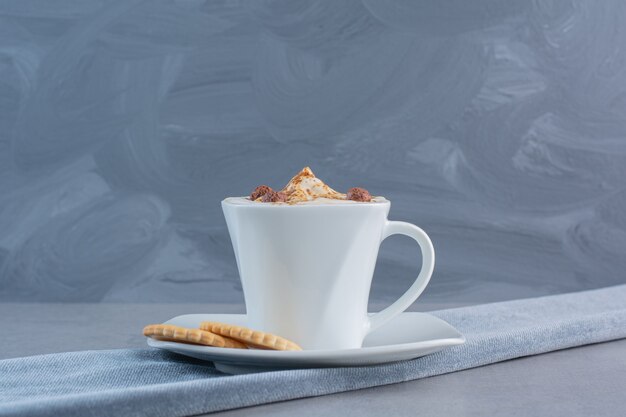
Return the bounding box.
[1,285,625,417]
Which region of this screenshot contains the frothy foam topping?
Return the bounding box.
[280,167,345,204]
[243,167,381,204]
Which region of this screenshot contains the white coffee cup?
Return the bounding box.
[222,197,435,350]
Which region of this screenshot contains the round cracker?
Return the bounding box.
[143,324,247,349]
[199,321,302,351]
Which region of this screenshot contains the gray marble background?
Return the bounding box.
[1,0,625,306]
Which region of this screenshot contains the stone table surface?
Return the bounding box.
[2,302,625,417]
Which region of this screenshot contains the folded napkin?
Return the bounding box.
[1,285,625,417]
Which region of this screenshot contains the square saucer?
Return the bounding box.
[147,313,464,374]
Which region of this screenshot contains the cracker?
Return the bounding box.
[143,324,247,349]
[199,321,302,351]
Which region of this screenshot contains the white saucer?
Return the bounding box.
[147,313,464,374]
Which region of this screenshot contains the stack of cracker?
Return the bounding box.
[143,322,302,351]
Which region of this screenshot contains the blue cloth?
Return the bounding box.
[1,285,625,417]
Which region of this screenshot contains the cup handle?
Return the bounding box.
[367,221,435,333]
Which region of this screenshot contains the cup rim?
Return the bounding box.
[222,196,390,208]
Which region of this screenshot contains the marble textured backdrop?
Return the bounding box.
[1,0,625,305]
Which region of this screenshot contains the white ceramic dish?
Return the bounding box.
[147,312,464,374]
